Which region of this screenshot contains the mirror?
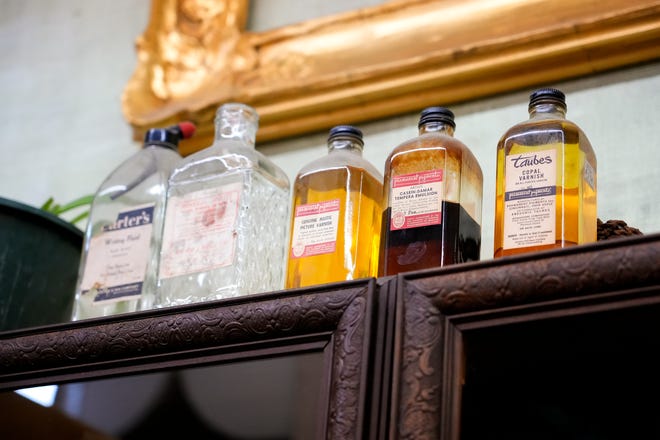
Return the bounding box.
[122,0,660,153]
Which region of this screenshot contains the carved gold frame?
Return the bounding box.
[122,0,660,155]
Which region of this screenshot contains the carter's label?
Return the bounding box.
[159,183,241,279]
[503,149,557,249]
[80,205,154,303]
[290,199,340,258]
[390,169,443,231]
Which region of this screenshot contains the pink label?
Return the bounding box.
[295,199,341,216]
[391,169,443,188]
[390,169,444,231]
[290,199,340,259]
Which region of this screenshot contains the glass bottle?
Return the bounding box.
[493,88,597,258]
[72,122,195,320]
[156,103,290,307]
[379,107,483,276]
[285,125,383,288]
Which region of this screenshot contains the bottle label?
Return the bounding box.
[80,205,154,304]
[389,169,443,231]
[503,149,557,249]
[159,183,241,279]
[289,199,340,258]
[584,159,595,190]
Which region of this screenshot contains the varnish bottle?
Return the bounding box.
[379,107,483,276]
[72,122,195,320]
[494,88,597,258]
[286,125,383,288]
[156,103,290,307]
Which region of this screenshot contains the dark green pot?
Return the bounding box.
[0,197,83,331]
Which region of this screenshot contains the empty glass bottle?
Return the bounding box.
[493,87,597,257]
[156,103,290,307]
[379,107,483,276]
[72,122,195,320]
[285,125,383,288]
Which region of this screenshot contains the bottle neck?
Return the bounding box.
[328,137,363,155]
[213,104,258,148]
[529,102,567,119]
[418,121,455,136]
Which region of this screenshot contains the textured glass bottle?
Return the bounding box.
[379,107,483,276]
[72,122,194,320]
[157,103,290,306]
[494,88,597,257]
[286,125,383,288]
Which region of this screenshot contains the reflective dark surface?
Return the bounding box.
[460,304,660,439]
[2,353,324,440]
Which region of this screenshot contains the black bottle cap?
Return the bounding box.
[529,87,566,109]
[418,107,456,128]
[328,125,364,146]
[143,122,196,150]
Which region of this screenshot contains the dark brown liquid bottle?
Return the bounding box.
[379,107,483,276]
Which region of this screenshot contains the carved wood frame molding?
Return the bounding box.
[391,234,660,439]
[0,279,379,439]
[122,0,660,155]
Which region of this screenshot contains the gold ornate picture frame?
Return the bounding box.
[122,0,660,155]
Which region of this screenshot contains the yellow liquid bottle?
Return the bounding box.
[285,125,383,288]
[494,88,597,258]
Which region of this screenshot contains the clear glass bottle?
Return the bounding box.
[494,88,597,258]
[156,103,290,306]
[379,107,483,276]
[285,125,383,288]
[72,122,195,320]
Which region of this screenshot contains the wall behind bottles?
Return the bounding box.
[1,0,658,261]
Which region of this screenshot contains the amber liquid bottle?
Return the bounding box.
[379,107,483,276]
[286,125,383,288]
[494,88,597,258]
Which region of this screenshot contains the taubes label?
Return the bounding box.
[103,206,154,232]
[504,148,557,250]
[510,153,553,168]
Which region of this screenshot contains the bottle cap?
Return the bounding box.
[528,88,567,110]
[144,121,196,150]
[418,107,456,128]
[328,125,364,147]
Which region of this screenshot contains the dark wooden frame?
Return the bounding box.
[390,233,660,439]
[3,236,660,439]
[0,278,380,439]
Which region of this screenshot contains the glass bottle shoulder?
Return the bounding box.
[386,132,482,178]
[169,141,290,190]
[498,116,596,161]
[95,146,181,197]
[387,132,471,162]
[297,149,383,183]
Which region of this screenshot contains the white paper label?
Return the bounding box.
[503,149,557,250]
[80,205,154,303]
[390,169,443,230]
[159,183,241,279]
